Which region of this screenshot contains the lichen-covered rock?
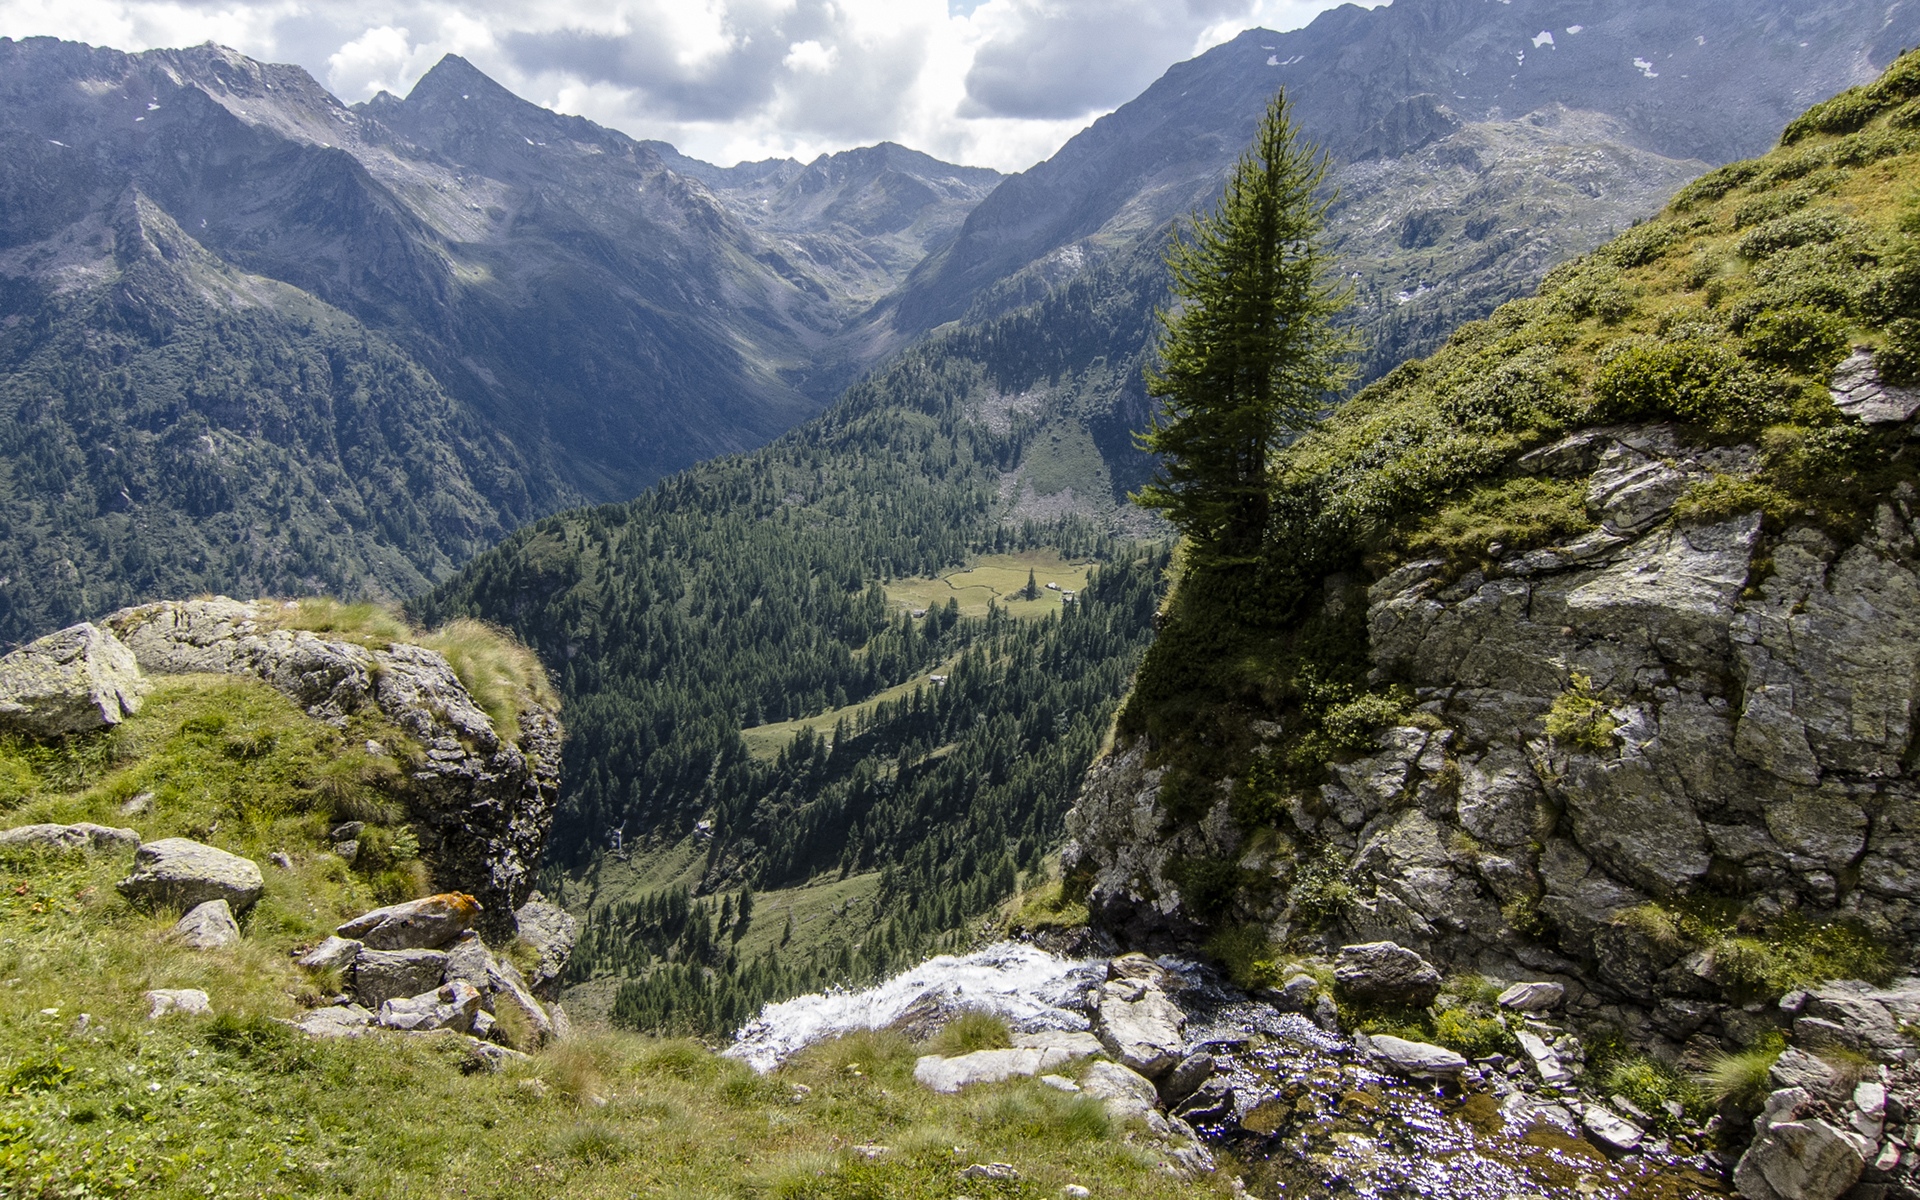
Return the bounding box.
[170,899,240,950]
[0,622,145,738]
[103,599,562,941]
[117,838,262,913]
[0,822,139,853]
[145,988,210,1019]
[288,1004,374,1038]
[297,936,363,973]
[337,893,480,950]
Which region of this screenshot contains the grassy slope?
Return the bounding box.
[0,677,1223,1199]
[1117,51,1920,956]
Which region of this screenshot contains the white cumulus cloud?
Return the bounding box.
[0,0,1376,169]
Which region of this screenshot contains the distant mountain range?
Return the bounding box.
[0,40,998,639]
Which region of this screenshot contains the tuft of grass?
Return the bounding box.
[264,599,557,744]
[1699,1039,1785,1111]
[929,1009,1013,1055]
[1204,923,1287,991]
[1603,1055,1707,1127]
[1398,475,1596,572]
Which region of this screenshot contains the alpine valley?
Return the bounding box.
[4,1,1920,1198]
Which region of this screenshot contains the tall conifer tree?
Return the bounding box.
[1136,92,1355,564]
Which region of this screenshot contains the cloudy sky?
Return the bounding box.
[0,0,1376,170]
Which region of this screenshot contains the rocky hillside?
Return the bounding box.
[1063,45,1920,1195]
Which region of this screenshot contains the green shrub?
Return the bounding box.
[1670,162,1759,211]
[1288,844,1355,928]
[1430,1008,1515,1059]
[1739,212,1862,260]
[1711,917,1894,995]
[1205,924,1287,991]
[1734,188,1816,231]
[1321,689,1412,753]
[1743,306,1852,373]
[1436,345,1575,431]
[1591,340,1780,429]
[1545,674,1617,753]
[1672,475,1794,526]
[1878,317,1920,384]
[1600,222,1680,269]
[1604,1056,1705,1126]
[1400,475,1594,567]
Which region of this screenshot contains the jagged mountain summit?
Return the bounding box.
[888,0,1918,343]
[0,39,996,644]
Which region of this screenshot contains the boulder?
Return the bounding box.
[288,1004,374,1038]
[486,957,554,1045]
[1368,1033,1468,1079]
[1334,942,1443,1007]
[513,891,579,989]
[1769,1047,1847,1101]
[0,822,140,854]
[145,988,210,1019]
[1173,1076,1236,1125]
[1093,971,1187,1079]
[378,979,483,1033]
[296,935,363,973]
[352,948,449,1009]
[170,899,240,950]
[913,1046,1073,1093]
[1161,1051,1216,1104]
[1497,981,1566,1012]
[337,893,480,951]
[117,838,263,913]
[0,623,145,738]
[1735,1117,1870,1200]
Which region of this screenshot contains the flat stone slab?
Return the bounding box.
[913,1046,1072,1093]
[1368,1033,1468,1079]
[288,1004,374,1038]
[1011,1030,1103,1056]
[0,822,139,854]
[1831,349,1920,425]
[145,988,210,1019]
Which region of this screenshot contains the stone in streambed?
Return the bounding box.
[1334,942,1443,1007]
[1368,1033,1468,1079]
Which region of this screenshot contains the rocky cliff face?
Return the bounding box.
[95,598,562,940]
[1066,358,1920,1047]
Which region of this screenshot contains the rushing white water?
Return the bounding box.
[724,941,1103,1073]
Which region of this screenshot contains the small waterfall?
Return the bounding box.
[724,941,1102,1073]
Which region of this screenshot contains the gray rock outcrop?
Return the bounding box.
[351,948,449,1009]
[103,598,562,940]
[0,822,139,854]
[512,891,579,991]
[117,838,263,913]
[0,622,146,738]
[1064,410,1920,1043]
[378,980,482,1033]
